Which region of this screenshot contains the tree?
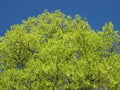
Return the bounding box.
[0,10,120,90]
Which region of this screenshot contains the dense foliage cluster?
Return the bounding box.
[0,10,120,90]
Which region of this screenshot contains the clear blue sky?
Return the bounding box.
[0,0,120,36]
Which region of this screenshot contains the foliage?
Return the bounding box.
[0,10,120,90]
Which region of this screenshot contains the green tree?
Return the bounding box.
[0,10,120,90]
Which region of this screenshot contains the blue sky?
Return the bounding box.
[0,0,120,36]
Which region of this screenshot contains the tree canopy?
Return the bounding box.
[0,10,120,90]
